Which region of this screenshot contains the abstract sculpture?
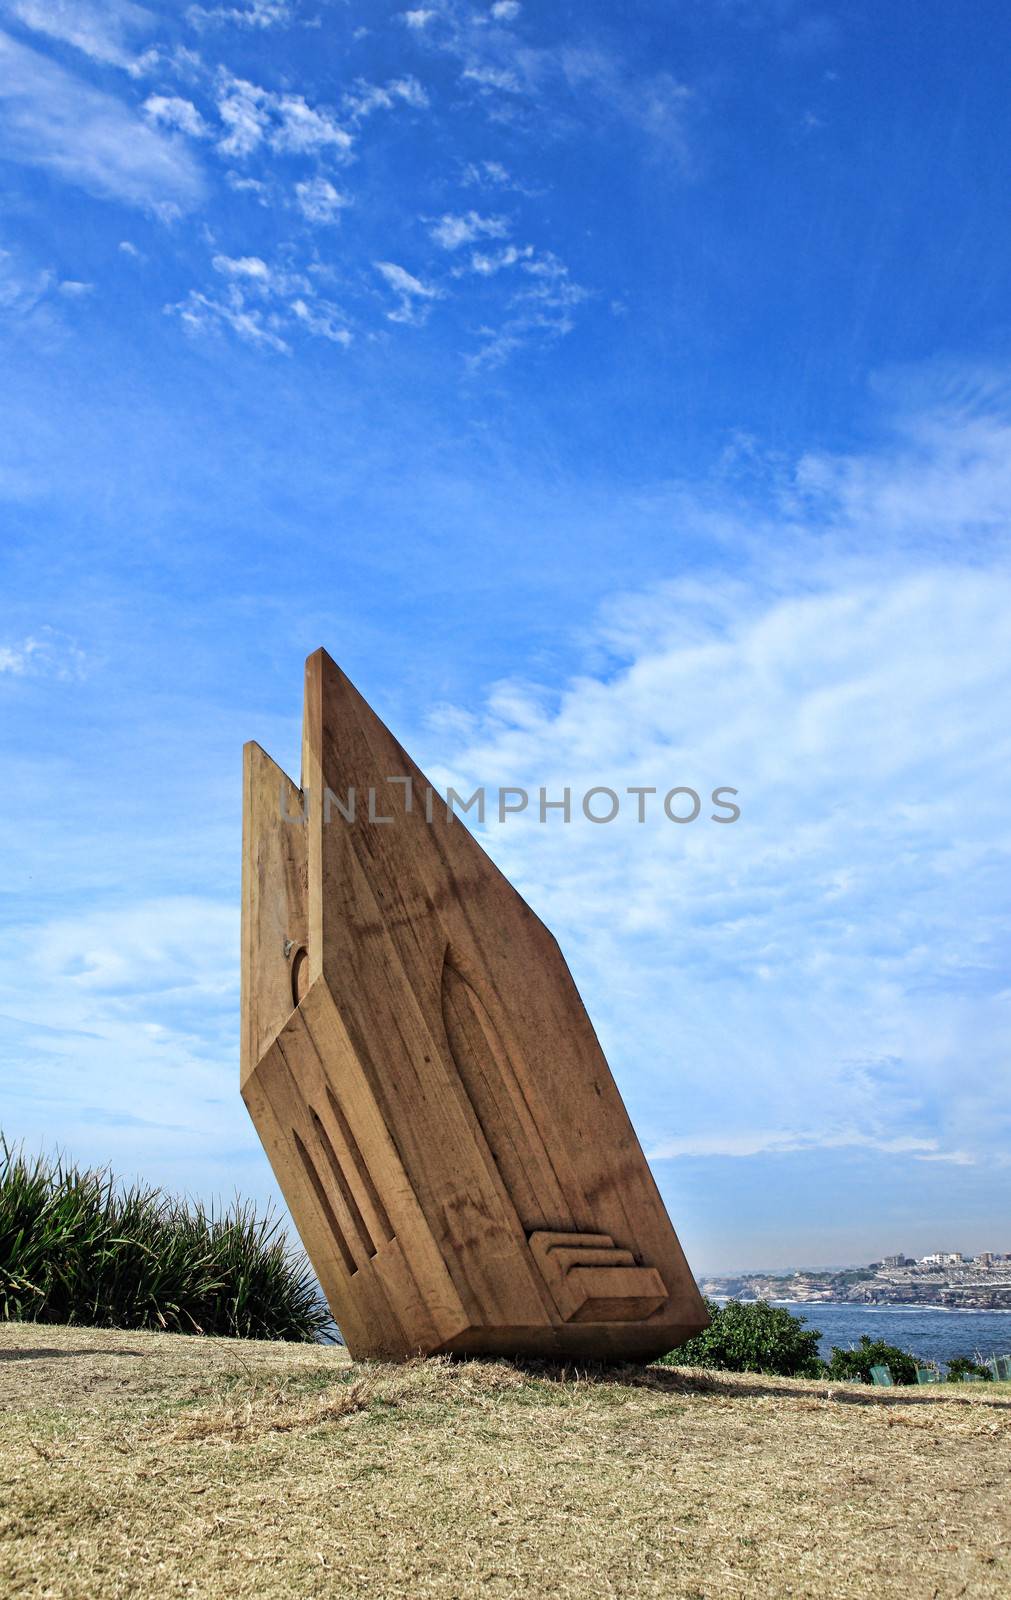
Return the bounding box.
[241,650,708,1360]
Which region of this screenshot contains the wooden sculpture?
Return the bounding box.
[241,650,708,1361]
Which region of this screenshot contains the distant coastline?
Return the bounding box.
[714,1297,1011,1315]
[700,1253,1011,1314]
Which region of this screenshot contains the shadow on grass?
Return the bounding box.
[0,1347,147,1362]
[487,1355,1011,1409]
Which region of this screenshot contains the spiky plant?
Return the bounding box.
[0,1137,331,1342]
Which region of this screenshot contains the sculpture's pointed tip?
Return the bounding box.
[305,645,338,671]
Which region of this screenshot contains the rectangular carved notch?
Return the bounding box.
[529,1230,667,1323]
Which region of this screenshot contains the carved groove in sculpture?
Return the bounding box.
[241,649,708,1361]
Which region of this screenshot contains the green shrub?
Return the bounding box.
[660,1298,826,1377]
[825,1335,918,1385]
[0,1137,330,1342]
[945,1355,992,1382]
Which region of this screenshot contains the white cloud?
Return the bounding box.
[295,175,350,224]
[214,78,275,157]
[212,70,425,164]
[402,8,435,27]
[374,259,441,324]
[211,252,273,284]
[169,250,349,352]
[290,295,351,345]
[490,1,520,19]
[560,49,693,150]
[790,384,1011,540]
[1,245,96,334]
[646,1131,969,1163]
[426,11,695,166]
[31,897,235,998]
[128,41,203,81]
[344,75,429,121]
[118,239,141,257]
[461,62,521,93]
[225,170,269,201]
[0,31,205,213]
[464,243,531,275]
[466,250,588,364]
[0,628,85,678]
[167,285,291,353]
[428,209,509,249]
[0,0,153,68]
[0,643,30,672]
[0,246,53,318]
[143,94,211,138]
[210,252,309,298]
[215,71,353,159]
[272,93,353,154]
[188,0,291,27]
[461,158,538,194]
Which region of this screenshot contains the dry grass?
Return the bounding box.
[2,1324,1009,1599]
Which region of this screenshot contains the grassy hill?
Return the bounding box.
[2,1324,1009,1598]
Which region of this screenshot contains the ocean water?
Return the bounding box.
[763,1300,1011,1367]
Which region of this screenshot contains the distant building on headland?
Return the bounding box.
[699,1248,1011,1310]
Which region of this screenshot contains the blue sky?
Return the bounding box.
[2,0,1010,1273]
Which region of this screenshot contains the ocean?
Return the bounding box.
[763,1300,1011,1366]
[320,1300,1011,1364]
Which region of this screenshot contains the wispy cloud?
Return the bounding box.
[646,1131,973,1164]
[128,40,204,82]
[0,246,54,319]
[225,169,269,200]
[559,48,694,164]
[290,295,351,345]
[167,249,350,352]
[464,243,532,275]
[187,0,292,29]
[295,175,350,223]
[461,157,540,195]
[467,249,588,365]
[460,62,521,94]
[0,0,154,69]
[143,93,211,138]
[1,243,97,337]
[167,284,291,352]
[402,3,696,162]
[343,75,428,122]
[0,31,205,213]
[0,627,85,678]
[428,209,510,249]
[374,259,441,324]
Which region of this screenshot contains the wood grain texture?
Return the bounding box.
[241,649,709,1361]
